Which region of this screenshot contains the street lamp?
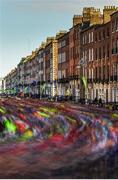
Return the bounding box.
[75,65,81,102]
[76,57,88,104]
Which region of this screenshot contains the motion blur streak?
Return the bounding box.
[0,97,118,178]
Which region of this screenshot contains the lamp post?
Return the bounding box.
[76,57,88,104]
[76,64,81,102]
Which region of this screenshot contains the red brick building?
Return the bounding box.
[80,24,94,100]
[4,6,118,102]
[57,32,69,96]
[44,38,54,96]
[80,10,118,103]
[92,22,111,102]
[69,23,81,99]
[110,11,118,102]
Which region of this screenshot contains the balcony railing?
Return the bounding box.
[110,75,118,81]
[69,75,79,80]
[58,78,70,83]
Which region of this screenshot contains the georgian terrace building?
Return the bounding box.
[3,68,17,95]
[57,31,70,97]
[44,37,54,97]
[29,50,39,96]
[37,43,45,97]
[80,24,94,100]
[93,22,111,102]
[110,11,118,102]
[17,57,26,93]
[44,36,60,98]
[3,6,118,102]
[80,11,118,103]
[4,74,11,95]
[10,68,18,94]
[17,50,39,96]
[69,23,82,100]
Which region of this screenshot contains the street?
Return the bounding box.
[0,97,118,178]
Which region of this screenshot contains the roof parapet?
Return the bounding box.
[56,30,67,39]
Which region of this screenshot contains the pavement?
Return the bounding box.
[0,97,118,178]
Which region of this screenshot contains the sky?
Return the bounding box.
[0,0,118,77]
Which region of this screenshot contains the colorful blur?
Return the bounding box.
[0,97,118,178]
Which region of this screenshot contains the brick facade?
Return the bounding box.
[3,7,118,102]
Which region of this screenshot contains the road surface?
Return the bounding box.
[0,97,118,178]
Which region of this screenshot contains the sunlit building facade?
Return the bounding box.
[3,6,118,102]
